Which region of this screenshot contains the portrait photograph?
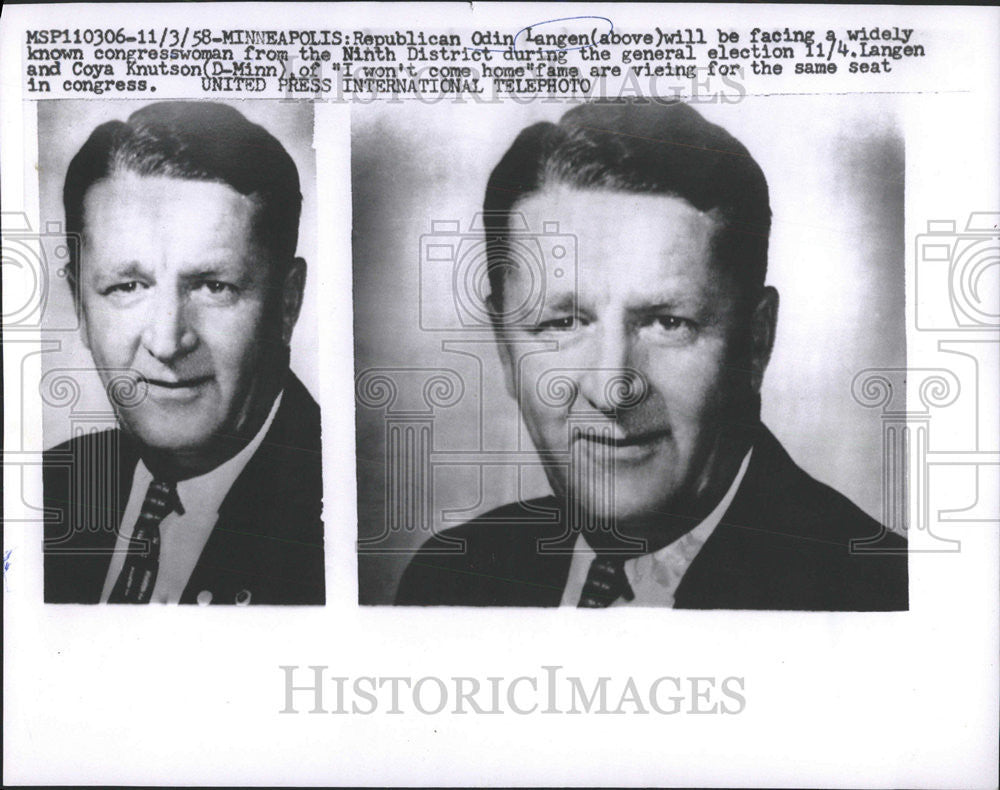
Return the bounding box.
[38,99,325,605]
[353,95,908,609]
[3,2,997,787]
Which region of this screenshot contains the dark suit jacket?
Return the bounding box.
[396,425,907,610]
[43,373,325,605]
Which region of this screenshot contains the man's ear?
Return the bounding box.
[749,286,779,392]
[280,257,306,346]
[488,293,518,400]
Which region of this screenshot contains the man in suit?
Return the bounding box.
[43,101,324,605]
[397,99,906,610]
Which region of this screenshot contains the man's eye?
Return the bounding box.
[102,281,144,296]
[193,280,239,300]
[534,316,579,332]
[653,316,688,331]
[640,315,697,342]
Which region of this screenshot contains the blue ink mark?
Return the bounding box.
[467,15,614,54]
[3,549,11,590]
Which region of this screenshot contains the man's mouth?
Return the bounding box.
[573,426,670,461]
[141,374,213,389]
[575,427,670,446]
[138,374,214,401]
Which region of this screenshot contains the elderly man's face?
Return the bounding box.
[77,173,303,475]
[495,186,773,534]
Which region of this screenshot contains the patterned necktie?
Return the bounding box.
[578,555,636,608]
[108,479,181,604]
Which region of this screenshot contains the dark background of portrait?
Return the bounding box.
[37,99,319,447]
[354,96,905,605]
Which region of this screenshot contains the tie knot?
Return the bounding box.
[578,555,636,607]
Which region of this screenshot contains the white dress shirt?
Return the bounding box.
[560,449,753,607]
[101,392,283,604]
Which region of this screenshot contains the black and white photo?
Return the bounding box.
[40,100,325,605]
[355,97,908,609]
[3,3,997,786]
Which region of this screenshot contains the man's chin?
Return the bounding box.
[119,419,221,459]
[566,488,681,522]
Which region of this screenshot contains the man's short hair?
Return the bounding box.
[63,101,302,292]
[483,99,772,307]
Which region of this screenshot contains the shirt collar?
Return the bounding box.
[650,447,753,564]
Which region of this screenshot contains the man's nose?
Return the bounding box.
[576,324,646,414]
[140,288,198,363]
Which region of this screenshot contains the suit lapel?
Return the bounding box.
[521,520,577,606]
[513,501,585,606]
[673,426,801,609]
[43,428,140,602]
[180,374,324,605]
